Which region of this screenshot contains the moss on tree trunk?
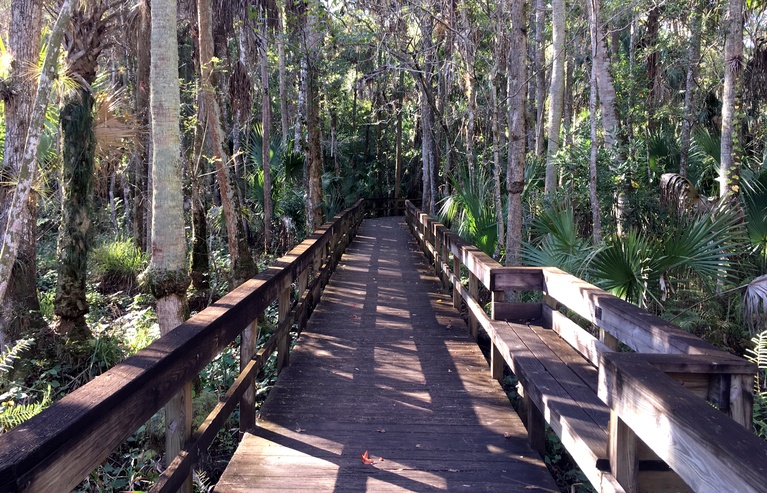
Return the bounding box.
[53,87,95,340]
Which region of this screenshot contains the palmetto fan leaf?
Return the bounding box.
[438,165,497,256]
[521,205,599,279]
[591,230,659,307]
[745,274,767,335]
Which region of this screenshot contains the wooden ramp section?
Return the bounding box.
[214,216,558,492]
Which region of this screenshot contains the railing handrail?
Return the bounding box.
[404,199,765,493]
[0,199,365,493]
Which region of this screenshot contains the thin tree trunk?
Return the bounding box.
[492,0,506,259]
[149,1,192,490]
[0,0,44,344]
[589,32,602,244]
[460,0,476,183]
[506,0,526,266]
[0,0,74,322]
[198,0,257,285]
[544,0,565,196]
[278,2,289,147]
[132,0,151,252]
[720,0,743,200]
[262,18,273,251]
[588,0,620,156]
[305,0,325,231]
[395,71,404,201]
[534,0,546,158]
[680,0,702,178]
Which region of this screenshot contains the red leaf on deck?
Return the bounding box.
[361,450,375,465]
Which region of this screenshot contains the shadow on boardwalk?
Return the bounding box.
[214,216,558,492]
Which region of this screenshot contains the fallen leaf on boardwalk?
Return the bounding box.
[379,457,385,462]
[377,428,386,433]
[295,424,306,433]
[503,432,512,439]
[352,314,359,318]
[361,450,375,465]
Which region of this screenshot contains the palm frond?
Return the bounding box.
[591,230,660,307]
[660,172,712,214]
[745,274,767,335]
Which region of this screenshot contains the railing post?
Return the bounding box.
[297,268,310,332]
[609,410,639,492]
[468,273,479,339]
[434,226,443,281]
[277,287,291,372]
[240,319,259,435]
[490,290,505,382]
[729,374,755,429]
[452,255,461,310]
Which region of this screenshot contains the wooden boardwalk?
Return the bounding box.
[214,216,558,492]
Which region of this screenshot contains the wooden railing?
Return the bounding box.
[405,200,767,493]
[0,199,364,493]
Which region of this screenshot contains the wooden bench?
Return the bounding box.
[405,201,767,493]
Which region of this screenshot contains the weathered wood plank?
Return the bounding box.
[598,353,767,493]
[215,216,557,492]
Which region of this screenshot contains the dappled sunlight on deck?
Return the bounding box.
[213,216,558,492]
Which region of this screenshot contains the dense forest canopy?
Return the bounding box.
[0,0,766,489]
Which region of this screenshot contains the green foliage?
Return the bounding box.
[439,165,498,256]
[0,338,52,433]
[745,330,767,439]
[92,239,148,294]
[592,208,742,308]
[521,203,600,279]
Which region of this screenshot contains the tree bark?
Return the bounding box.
[589,26,603,244]
[262,17,273,251]
[544,0,565,196]
[198,0,257,285]
[720,0,743,200]
[0,0,74,330]
[0,0,44,344]
[278,1,289,147]
[131,0,151,252]
[588,0,621,157]
[680,0,702,178]
[534,0,546,158]
[149,0,192,489]
[491,0,506,259]
[304,0,325,231]
[420,11,436,215]
[54,86,96,339]
[506,0,526,266]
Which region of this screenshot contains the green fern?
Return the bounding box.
[0,386,51,432]
[0,338,33,376]
[745,330,767,439]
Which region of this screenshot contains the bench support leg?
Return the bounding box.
[526,397,546,457]
[609,410,638,493]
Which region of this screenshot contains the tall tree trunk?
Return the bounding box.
[198,0,257,285]
[588,0,624,234]
[53,86,95,340]
[262,18,273,251]
[544,0,565,196]
[131,0,151,252]
[492,0,506,259]
[149,1,192,490]
[644,6,661,137]
[720,0,743,200]
[680,0,703,178]
[534,0,546,158]
[588,0,620,157]
[0,1,74,329]
[459,0,476,183]
[589,29,603,244]
[278,2,289,147]
[419,10,437,215]
[395,71,404,201]
[506,0,526,266]
[304,0,325,231]
[0,0,44,343]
